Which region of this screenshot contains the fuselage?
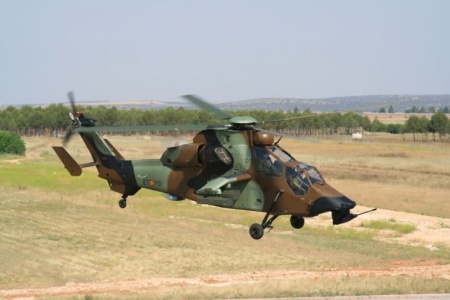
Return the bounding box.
[127,128,355,217]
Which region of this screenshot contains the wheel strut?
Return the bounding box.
[249,190,284,240]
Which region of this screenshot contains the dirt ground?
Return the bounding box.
[1,264,449,299]
[1,206,448,300]
[334,206,450,248]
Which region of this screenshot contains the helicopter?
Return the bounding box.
[53,92,376,239]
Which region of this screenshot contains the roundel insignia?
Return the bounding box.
[148,180,155,186]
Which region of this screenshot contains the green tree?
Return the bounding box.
[388,105,395,113]
[371,117,385,132]
[360,115,372,131]
[342,113,359,134]
[0,131,26,155]
[430,111,448,140]
[405,115,429,142]
[387,123,402,134]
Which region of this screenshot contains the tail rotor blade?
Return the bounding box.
[63,91,78,145]
[63,128,74,146]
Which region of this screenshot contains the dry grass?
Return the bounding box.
[0,134,449,299]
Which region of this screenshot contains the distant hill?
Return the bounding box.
[6,94,450,113]
[218,95,450,113]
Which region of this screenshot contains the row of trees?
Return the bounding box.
[378,105,450,114]
[0,104,449,141]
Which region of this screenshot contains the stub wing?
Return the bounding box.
[196,173,252,196]
[195,173,252,208]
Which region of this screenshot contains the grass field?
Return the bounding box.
[0,134,449,299]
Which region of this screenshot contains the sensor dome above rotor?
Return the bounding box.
[229,116,258,126]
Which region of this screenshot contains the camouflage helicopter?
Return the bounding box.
[53,92,376,239]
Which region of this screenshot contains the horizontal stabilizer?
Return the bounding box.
[53,146,97,176]
[53,146,82,176]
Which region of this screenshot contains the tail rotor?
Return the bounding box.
[63,91,96,145]
[63,91,78,145]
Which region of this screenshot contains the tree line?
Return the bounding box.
[0,104,449,141]
[378,104,450,114]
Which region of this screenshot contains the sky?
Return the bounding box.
[1,0,450,105]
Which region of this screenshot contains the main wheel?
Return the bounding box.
[249,223,264,240]
[118,199,127,209]
[290,215,305,229]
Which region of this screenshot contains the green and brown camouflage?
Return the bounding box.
[53,94,373,239]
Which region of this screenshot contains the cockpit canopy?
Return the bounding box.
[286,163,324,196]
[252,145,324,196]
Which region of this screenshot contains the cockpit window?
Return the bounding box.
[306,167,323,184]
[297,163,324,184]
[269,145,295,162]
[214,147,232,165]
[285,166,310,196]
[253,148,282,177]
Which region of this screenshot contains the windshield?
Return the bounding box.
[285,166,310,196]
[306,167,323,184]
[285,164,324,195]
[269,145,295,162]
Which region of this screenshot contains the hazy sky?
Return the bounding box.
[1,0,449,105]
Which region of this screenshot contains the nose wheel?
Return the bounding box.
[290,215,305,229]
[249,223,264,240]
[118,197,127,208]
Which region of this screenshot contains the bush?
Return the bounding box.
[0,131,26,155]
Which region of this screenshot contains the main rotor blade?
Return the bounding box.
[261,102,399,124]
[73,123,209,133]
[182,95,233,120]
[253,126,321,143]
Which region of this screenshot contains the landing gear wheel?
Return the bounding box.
[249,223,264,240]
[290,215,305,229]
[118,199,127,209]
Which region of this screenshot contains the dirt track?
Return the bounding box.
[1,263,449,299]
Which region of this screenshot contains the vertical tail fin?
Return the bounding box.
[78,131,140,197]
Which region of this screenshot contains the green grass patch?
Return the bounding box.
[0,154,21,160]
[0,161,106,193]
[361,219,416,234]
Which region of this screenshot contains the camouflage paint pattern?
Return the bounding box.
[57,127,355,220]
[53,94,364,239]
